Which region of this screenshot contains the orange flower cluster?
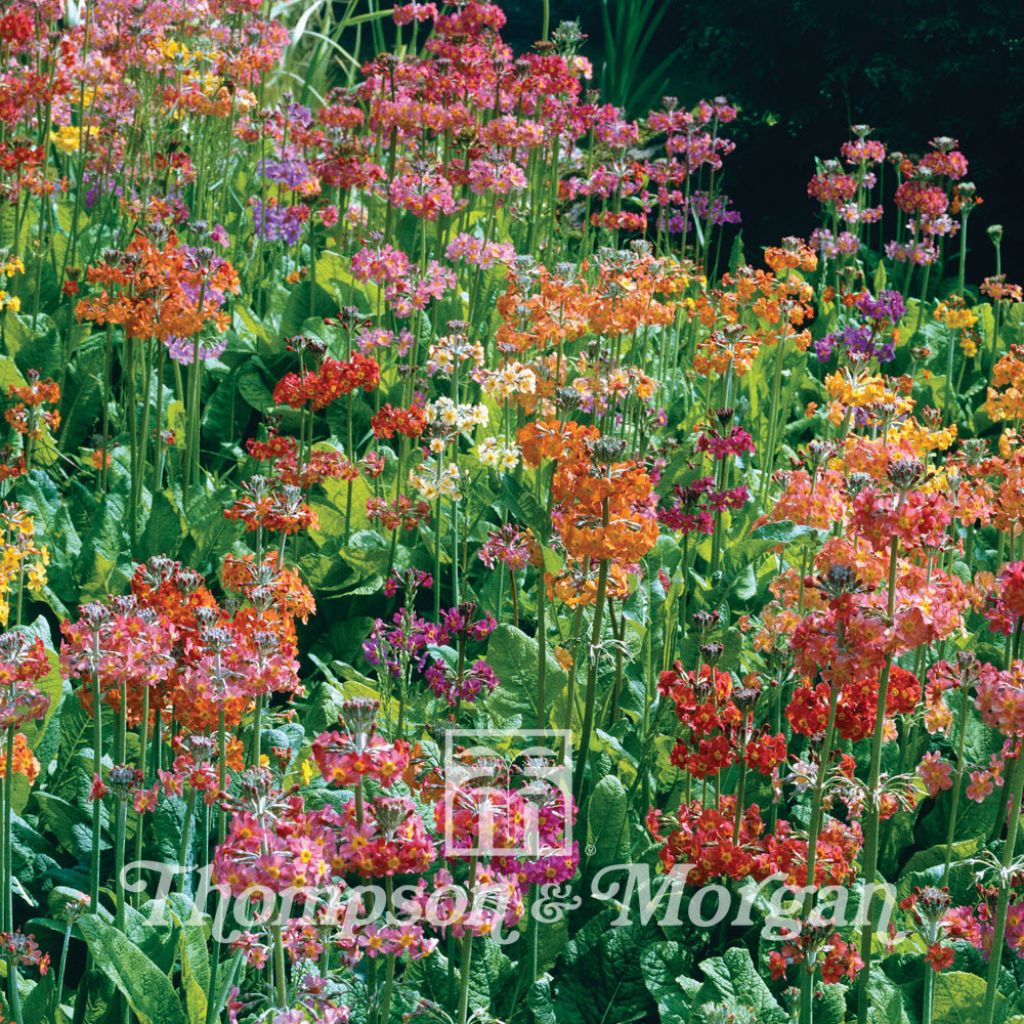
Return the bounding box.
[4,377,60,438]
[555,458,659,563]
[693,258,815,376]
[519,420,659,603]
[985,346,1024,423]
[548,558,634,608]
[0,732,39,783]
[518,418,599,468]
[75,233,240,342]
[495,255,690,353]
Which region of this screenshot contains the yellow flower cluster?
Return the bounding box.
[934,301,978,331]
[889,418,958,457]
[824,368,913,425]
[50,124,96,154]
[0,508,49,626]
[935,300,982,357]
[0,254,24,312]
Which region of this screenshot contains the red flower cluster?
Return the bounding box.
[370,403,427,440]
[787,665,921,743]
[273,353,380,410]
[659,664,785,779]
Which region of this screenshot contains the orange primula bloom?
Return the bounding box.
[0,732,39,784]
[517,419,599,467]
[75,232,240,343]
[547,559,634,608]
[985,346,1024,422]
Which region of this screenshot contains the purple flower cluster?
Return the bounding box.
[855,289,906,325]
[164,335,229,365]
[696,425,755,460]
[439,602,496,642]
[363,611,446,678]
[814,323,895,363]
[363,600,497,704]
[251,198,308,245]
[258,158,314,190]
[660,191,742,233]
[815,290,905,363]
[424,658,498,706]
[809,228,859,258]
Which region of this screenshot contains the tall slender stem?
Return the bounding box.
[981,752,1024,1024]
[856,535,901,1024]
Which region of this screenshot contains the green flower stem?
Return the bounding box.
[177,789,197,894]
[981,751,1024,1024]
[941,677,973,883]
[923,963,935,1024]
[89,666,103,913]
[207,706,227,1022]
[379,877,396,1024]
[271,922,288,1009]
[52,919,73,1021]
[114,795,129,1024]
[456,858,478,1024]
[574,551,610,806]
[797,672,841,1024]
[856,534,901,1024]
[759,339,787,506]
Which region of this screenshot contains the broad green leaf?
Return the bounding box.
[485,624,567,728]
[639,941,693,1022]
[168,894,210,1024]
[696,947,787,1024]
[932,972,996,1024]
[76,914,187,1024]
[552,912,662,1024]
[586,774,629,868]
[140,491,183,561]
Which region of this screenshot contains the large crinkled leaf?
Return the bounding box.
[167,894,211,1024]
[76,914,186,1024]
[485,624,567,729]
[585,774,630,869]
[932,972,1000,1024]
[695,947,787,1024]
[551,911,661,1024]
[639,941,695,1022]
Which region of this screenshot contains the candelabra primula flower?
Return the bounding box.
[75,234,239,344]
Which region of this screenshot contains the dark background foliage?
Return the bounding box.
[501,0,1024,279]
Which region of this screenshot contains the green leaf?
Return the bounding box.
[500,476,551,541]
[22,971,55,1024]
[639,941,694,1022]
[866,970,912,1024]
[746,520,825,548]
[696,947,787,1024]
[279,281,336,338]
[17,621,65,793]
[59,332,106,452]
[932,972,996,1024]
[485,624,567,728]
[900,840,979,880]
[813,984,848,1024]
[235,364,275,412]
[552,912,661,1024]
[167,894,210,1024]
[76,914,187,1024]
[586,775,630,869]
[140,491,183,561]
